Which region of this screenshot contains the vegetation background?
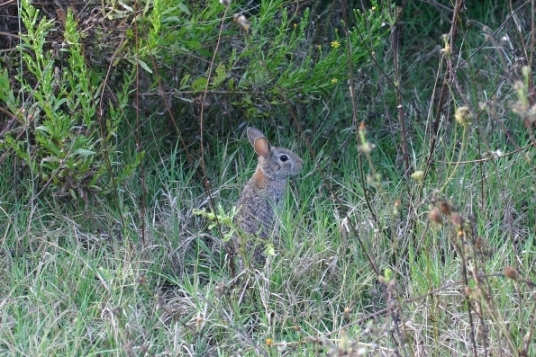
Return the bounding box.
[0,0,535,356]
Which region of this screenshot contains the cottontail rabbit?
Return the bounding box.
[232,127,303,267]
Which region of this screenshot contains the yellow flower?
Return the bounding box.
[371,6,377,10]
[331,78,338,84]
[330,40,340,48]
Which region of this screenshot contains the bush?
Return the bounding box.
[0,0,140,200]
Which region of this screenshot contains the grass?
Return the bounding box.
[2,134,533,356]
[1,0,536,356]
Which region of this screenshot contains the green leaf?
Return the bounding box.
[72,149,96,157]
[180,74,190,90]
[212,63,227,88]
[35,125,53,135]
[191,77,208,91]
[137,58,153,73]
[177,3,190,15]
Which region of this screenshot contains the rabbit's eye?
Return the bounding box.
[280,155,288,162]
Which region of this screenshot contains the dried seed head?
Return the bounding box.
[196,316,203,330]
[464,286,482,299]
[411,170,424,181]
[233,14,251,32]
[428,207,443,225]
[437,199,452,216]
[474,236,487,251]
[358,142,376,153]
[393,199,401,215]
[440,43,452,56]
[455,106,473,126]
[450,212,462,227]
[504,266,519,281]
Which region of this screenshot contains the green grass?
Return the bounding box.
[2,0,536,356]
[2,139,533,355]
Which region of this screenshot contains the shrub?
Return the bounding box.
[0,0,140,200]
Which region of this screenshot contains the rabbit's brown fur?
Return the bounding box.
[232,127,303,266]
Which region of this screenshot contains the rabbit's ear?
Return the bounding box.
[247,127,271,158]
[253,137,270,158]
[247,127,265,144]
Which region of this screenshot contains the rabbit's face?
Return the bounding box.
[261,147,303,180]
[247,127,303,181]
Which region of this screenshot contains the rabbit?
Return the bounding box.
[232,127,303,267]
